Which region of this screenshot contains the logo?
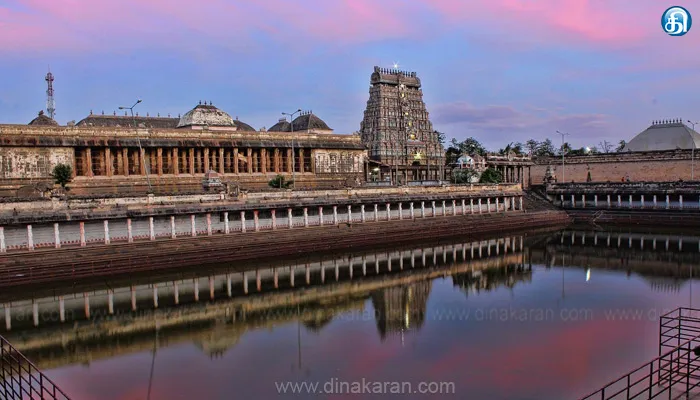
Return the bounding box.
[662,6,692,36]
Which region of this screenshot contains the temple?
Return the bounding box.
[0,103,366,196]
[359,66,445,184]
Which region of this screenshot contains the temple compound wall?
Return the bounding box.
[528,150,696,186]
[0,125,366,197]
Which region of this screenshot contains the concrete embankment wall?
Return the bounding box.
[0,209,570,289]
[566,209,700,229]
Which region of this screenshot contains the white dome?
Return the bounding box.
[177,103,235,128]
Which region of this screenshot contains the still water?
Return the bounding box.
[2,228,698,399]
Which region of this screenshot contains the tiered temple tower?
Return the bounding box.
[360,66,444,183]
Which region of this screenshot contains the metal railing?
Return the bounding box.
[1,335,70,399]
[579,307,700,399]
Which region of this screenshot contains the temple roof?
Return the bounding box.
[292,111,332,131]
[177,102,236,128]
[624,119,700,151]
[233,119,255,132]
[76,113,178,129]
[28,110,58,126]
[268,118,291,132]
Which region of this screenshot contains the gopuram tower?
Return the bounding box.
[359,66,445,184]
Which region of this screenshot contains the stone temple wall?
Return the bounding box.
[0,147,74,179]
[529,151,696,185]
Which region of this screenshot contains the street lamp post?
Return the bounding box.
[687,120,697,180]
[283,109,302,189]
[556,130,570,183]
[119,99,152,193]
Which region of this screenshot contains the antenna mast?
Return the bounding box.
[45,68,55,119]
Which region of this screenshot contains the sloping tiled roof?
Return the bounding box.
[233,119,255,131]
[28,111,58,126]
[624,119,700,151]
[268,118,292,132]
[76,114,178,129]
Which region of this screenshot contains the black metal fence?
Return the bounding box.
[1,335,70,400]
[579,307,700,399]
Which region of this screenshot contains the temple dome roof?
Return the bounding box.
[268,111,332,132]
[177,102,235,128]
[28,110,58,126]
[624,119,700,151]
[233,118,255,132]
[268,118,292,132]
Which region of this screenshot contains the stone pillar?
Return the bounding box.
[219,148,225,174]
[386,203,391,220]
[318,206,324,225]
[149,217,156,240]
[461,199,466,215]
[470,199,474,214]
[375,204,379,221]
[495,197,499,213]
[452,200,457,215]
[410,203,415,219]
[191,214,197,236]
[398,203,403,220]
[171,216,177,238]
[54,223,61,249]
[607,195,611,208]
[203,148,210,172]
[680,195,684,209]
[24,224,34,251]
[333,206,338,225]
[271,209,277,230]
[241,211,246,232]
[126,219,132,243]
[442,200,446,216]
[290,266,295,287]
[205,214,212,236]
[487,198,491,213]
[0,227,5,253]
[253,210,260,231]
[347,205,352,222]
[288,208,293,229]
[594,195,598,207]
[172,148,179,175]
[560,194,564,206]
[653,195,657,208]
[421,201,425,217]
[640,195,645,208]
[582,194,586,208]
[361,205,366,222]
[242,273,248,294]
[80,221,86,247]
[617,195,622,208]
[223,212,229,234]
[478,199,482,213]
[629,195,633,208]
[571,194,575,208]
[103,220,110,245]
[666,195,670,209]
[431,201,436,216]
[519,196,523,211]
[303,207,309,227]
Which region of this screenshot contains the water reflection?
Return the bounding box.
[2,228,700,399]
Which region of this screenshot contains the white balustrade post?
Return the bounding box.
[126,219,132,243]
[224,212,229,234]
[80,221,87,246]
[519,196,524,211]
[487,198,492,213]
[478,199,482,213]
[103,220,110,245]
[288,208,293,229]
[470,198,474,214]
[410,203,415,219]
[191,214,197,236]
[333,206,338,225]
[398,203,403,220]
[461,199,466,215]
[271,209,277,230]
[240,211,247,232]
[386,203,391,220]
[347,205,352,222]
[495,198,499,213]
[171,216,177,238]
[374,204,379,221]
[421,201,425,217]
[431,201,436,216]
[318,206,324,225]
[26,224,34,250]
[303,207,309,227]
[206,214,212,236]
[361,205,366,222]
[54,222,61,249]
[253,210,260,231]
[442,200,446,216]
[150,216,156,240]
[452,200,457,215]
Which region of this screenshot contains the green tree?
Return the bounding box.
[535,139,556,157]
[51,164,72,190]
[444,146,462,165]
[525,139,539,155]
[452,168,479,184]
[434,130,447,146]
[268,175,293,189]
[616,140,626,152]
[450,137,487,156]
[479,168,503,184]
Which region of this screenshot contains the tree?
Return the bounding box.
[478,168,503,184]
[535,139,556,157]
[51,164,72,190]
[452,168,479,184]
[616,140,626,152]
[444,146,461,165]
[268,175,293,189]
[558,142,573,156]
[434,130,447,146]
[450,137,486,156]
[598,140,613,153]
[512,142,524,155]
[525,139,539,155]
